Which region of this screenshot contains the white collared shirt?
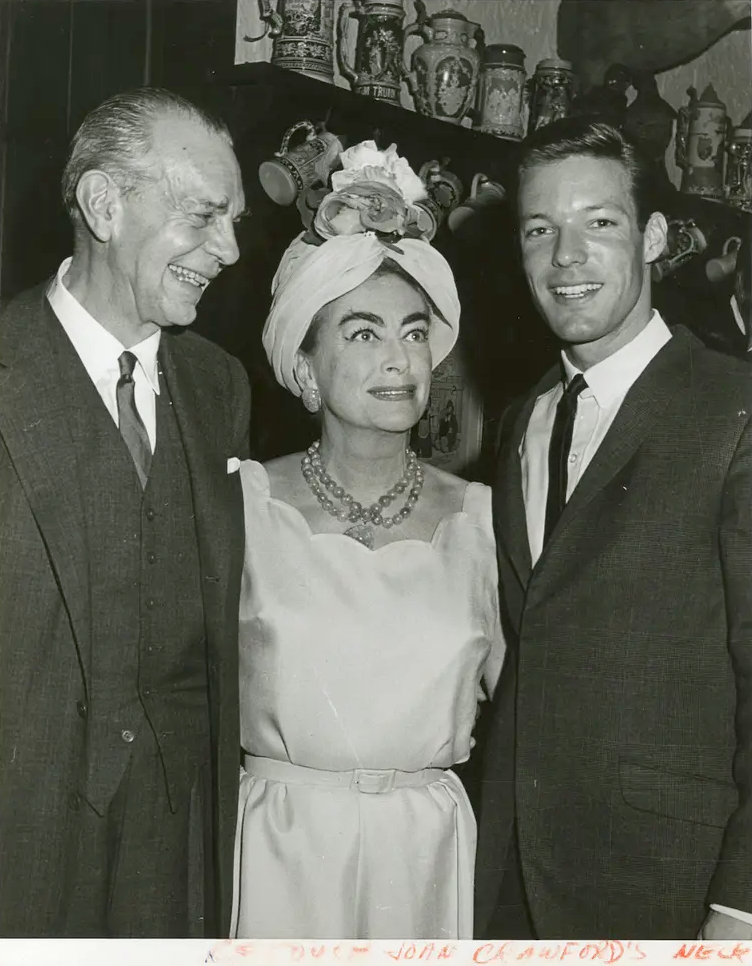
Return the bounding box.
[46,258,161,450]
[521,310,672,565]
[731,294,751,353]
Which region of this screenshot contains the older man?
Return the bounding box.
[476,117,752,939]
[0,88,250,937]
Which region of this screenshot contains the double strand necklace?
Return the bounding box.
[301,440,424,550]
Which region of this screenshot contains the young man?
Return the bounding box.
[476,117,752,940]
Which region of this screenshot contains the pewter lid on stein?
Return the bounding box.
[432,8,473,20]
[535,58,573,73]
[484,44,525,69]
[697,83,725,107]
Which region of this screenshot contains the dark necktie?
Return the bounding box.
[116,351,152,488]
[543,373,587,544]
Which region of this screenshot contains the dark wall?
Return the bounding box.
[0,0,237,300]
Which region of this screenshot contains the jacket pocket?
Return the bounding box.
[619,759,738,829]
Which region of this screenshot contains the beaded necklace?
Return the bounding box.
[300,440,425,549]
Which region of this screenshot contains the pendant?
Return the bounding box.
[343,523,375,550]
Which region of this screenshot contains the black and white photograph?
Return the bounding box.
[0,0,751,953]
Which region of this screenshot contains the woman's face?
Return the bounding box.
[298,271,433,435]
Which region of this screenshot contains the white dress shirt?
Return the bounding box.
[731,294,751,353]
[521,310,672,566]
[46,258,161,450]
[520,310,752,929]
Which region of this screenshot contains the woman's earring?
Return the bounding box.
[302,387,321,413]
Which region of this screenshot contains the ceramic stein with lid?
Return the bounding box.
[477,44,527,140]
[404,6,483,125]
[527,58,575,135]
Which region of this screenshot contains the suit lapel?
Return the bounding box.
[497,367,560,586]
[540,328,694,556]
[0,293,92,683]
[159,334,242,656]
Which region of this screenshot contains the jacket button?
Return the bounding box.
[146,551,156,564]
[146,599,155,609]
[146,508,156,521]
[76,700,88,719]
[121,729,135,743]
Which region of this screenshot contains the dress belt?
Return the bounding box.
[243,754,447,795]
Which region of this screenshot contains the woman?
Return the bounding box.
[232,143,504,940]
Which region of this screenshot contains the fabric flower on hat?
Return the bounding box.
[313,140,430,242]
[331,140,427,202]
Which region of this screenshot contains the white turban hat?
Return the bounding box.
[262,231,461,396]
[261,139,461,396]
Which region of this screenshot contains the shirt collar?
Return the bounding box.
[730,294,751,352]
[561,310,672,407]
[47,257,161,393]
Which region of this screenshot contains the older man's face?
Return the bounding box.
[109,114,245,336]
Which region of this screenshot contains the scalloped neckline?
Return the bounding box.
[257,467,478,553]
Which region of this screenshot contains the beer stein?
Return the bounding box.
[336,0,407,104]
[447,173,506,235]
[404,5,483,125]
[651,219,707,283]
[706,235,742,283]
[676,84,728,199]
[527,59,574,135]
[259,121,345,206]
[419,159,463,217]
[246,0,336,83]
[477,44,527,140]
[725,114,752,211]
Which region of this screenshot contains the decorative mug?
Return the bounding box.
[447,173,506,235]
[246,0,336,83]
[676,84,728,199]
[650,219,707,282]
[477,44,527,140]
[725,119,752,210]
[706,235,742,283]
[404,5,483,125]
[416,159,463,236]
[527,59,574,135]
[336,0,407,104]
[258,120,344,206]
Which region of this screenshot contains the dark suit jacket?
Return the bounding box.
[476,326,752,939]
[0,283,250,936]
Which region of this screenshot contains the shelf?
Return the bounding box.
[204,61,523,193]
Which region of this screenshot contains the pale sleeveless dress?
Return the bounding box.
[231,460,503,940]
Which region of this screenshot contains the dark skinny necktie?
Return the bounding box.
[116,351,152,488]
[543,373,587,544]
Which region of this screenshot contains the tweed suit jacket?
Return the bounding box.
[475,325,752,939]
[0,283,250,936]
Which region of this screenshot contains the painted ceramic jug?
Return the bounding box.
[248,0,335,83]
[336,0,407,104]
[404,5,483,125]
[676,84,728,199]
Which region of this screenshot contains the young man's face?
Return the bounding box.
[518,155,666,367]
